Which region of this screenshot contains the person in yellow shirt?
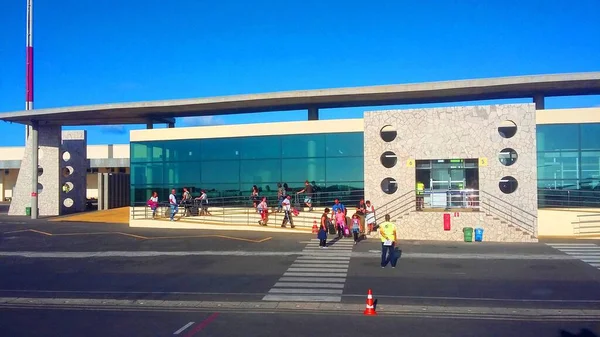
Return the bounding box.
[379,214,398,268]
[416,181,424,211]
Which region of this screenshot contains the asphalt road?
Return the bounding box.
[1,216,600,336]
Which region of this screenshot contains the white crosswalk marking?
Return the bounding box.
[263,238,355,302]
[547,243,600,271]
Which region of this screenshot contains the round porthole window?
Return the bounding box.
[499,176,518,194]
[381,177,398,194]
[380,151,398,168]
[498,148,518,166]
[498,120,517,139]
[380,125,397,142]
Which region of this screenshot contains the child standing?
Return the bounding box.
[335,209,346,239]
[351,214,361,244]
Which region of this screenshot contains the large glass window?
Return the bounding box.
[537,124,579,151]
[581,124,600,150]
[130,132,364,204]
[281,134,326,158]
[537,123,600,208]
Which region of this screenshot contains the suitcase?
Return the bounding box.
[327,221,337,235]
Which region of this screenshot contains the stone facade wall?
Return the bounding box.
[363,104,538,241]
[60,131,87,214]
[8,126,61,216]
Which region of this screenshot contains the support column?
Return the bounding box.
[0,170,4,202]
[308,107,319,121]
[30,120,38,219]
[533,94,545,110]
[146,123,153,129]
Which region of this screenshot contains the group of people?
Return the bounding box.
[146,188,210,221]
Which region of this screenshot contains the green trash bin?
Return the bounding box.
[463,227,473,242]
[25,207,31,216]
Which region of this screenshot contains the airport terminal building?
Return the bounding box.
[1,73,600,242]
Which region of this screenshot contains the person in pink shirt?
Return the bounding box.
[335,208,346,238]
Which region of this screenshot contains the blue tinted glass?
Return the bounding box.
[537,180,580,190]
[164,162,201,185]
[200,183,241,199]
[130,143,149,163]
[131,163,164,185]
[201,160,239,184]
[240,182,279,197]
[326,157,364,182]
[581,124,600,150]
[281,134,326,158]
[581,151,600,181]
[240,159,281,183]
[201,138,241,160]
[240,136,281,159]
[537,152,579,180]
[282,158,326,183]
[326,133,364,157]
[537,124,579,151]
[162,140,200,162]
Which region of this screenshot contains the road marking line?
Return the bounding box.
[291,264,349,268]
[279,277,346,283]
[284,272,348,277]
[183,313,219,337]
[547,243,597,246]
[273,282,345,289]
[288,267,348,272]
[293,260,348,265]
[28,229,53,236]
[1,229,271,243]
[296,256,351,260]
[546,243,600,270]
[262,295,341,302]
[269,288,343,295]
[173,322,194,335]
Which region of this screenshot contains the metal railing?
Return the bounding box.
[573,213,600,235]
[538,189,600,209]
[376,190,416,224]
[419,190,481,210]
[479,190,537,235]
[130,189,366,225]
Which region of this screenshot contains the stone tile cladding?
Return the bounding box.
[363,104,538,242]
[60,131,87,214]
[9,126,61,216]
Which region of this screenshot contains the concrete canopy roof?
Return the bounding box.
[1,72,600,126]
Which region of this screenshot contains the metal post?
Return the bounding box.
[30,120,38,219]
[25,0,34,142]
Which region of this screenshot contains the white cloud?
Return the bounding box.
[100,125,128,134]
[179,116,225,127]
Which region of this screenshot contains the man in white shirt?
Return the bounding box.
[281,195,295,228]
[169,189,178,221]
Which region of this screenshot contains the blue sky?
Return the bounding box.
[0,0,599,145]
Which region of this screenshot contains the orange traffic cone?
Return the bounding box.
[363,289,377,315]
[312,220,318,234]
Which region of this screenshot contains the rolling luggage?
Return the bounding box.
[327,220,337,235]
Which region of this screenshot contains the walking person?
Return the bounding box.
[281,195,295,228]
[168,189,178,221]
[277,183,286,212]
[258,197,269,226]
[318,208,331,248]
[195,190,210,216]
[251,185,260,209]
[379,214,398,268]
[296,180,314,211]
[181,187,192,217]
[365,200,376,234]
[351,213,361,244]
[147,191,159,219]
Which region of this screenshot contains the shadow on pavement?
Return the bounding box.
[561,329,598,337]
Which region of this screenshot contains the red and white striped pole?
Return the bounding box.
[25,0,34,141]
